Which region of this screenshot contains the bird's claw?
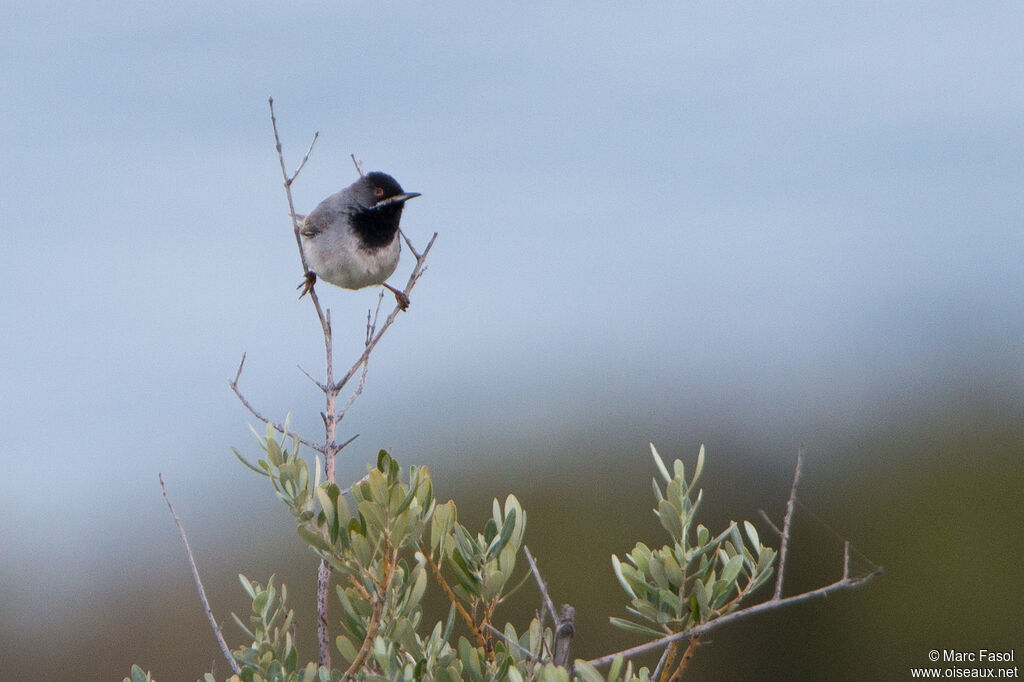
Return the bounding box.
[298,271,317,298]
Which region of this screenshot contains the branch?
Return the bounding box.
[333,232,438,394]
[159,474,241,676]
[229,353,325,453]
[591,449,883,669]
[586,565,883,668]
[774,445,804,600]
[523,546,559,623]
[421,543,489,650]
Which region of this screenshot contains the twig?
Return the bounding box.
[230,353,325,453]
[269,97,318,276]
[774,445,804,600]
[523,546,559,623]
[757,509,782,538]
[343,598,382,677]
[651,642,675,681]
[421,544,489,649]
[350,153,364,177]
[586,565,883,668]
[332,232,438,394]
[269,97,334,669]
[666,637,699,682]
[159,474,241,676]
[400,229,421,260]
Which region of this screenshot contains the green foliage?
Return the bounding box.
[138,434,781,681]
[610,444,777,637]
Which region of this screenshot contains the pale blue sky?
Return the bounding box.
[2,1,1022,635]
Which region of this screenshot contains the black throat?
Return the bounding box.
[350,204,403,250]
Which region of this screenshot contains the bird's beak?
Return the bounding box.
[373,192,421,209]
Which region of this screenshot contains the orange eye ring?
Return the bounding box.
[373,186,385,197]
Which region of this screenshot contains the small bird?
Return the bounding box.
[299,171,421,309]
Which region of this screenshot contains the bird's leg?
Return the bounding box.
[298,271,317,298]
[382,282,409,311]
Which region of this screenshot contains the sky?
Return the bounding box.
[1,0,1023,654]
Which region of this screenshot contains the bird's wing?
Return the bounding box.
[300,209,329,238]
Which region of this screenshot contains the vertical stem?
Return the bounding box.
[773,445,804,601]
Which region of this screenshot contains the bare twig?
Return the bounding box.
[651,642,675,681]
[269,97,318,276]
[757,509,783,537]
[332,232,438,394]
[159,474,241,676]
[523,546,559,623]
[230,353,325,453]
[350,153,364,177]
[774,445,804,600]
[587,564,883,668]
[297,364,328,392]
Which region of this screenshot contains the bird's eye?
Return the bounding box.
[373,186,385,197]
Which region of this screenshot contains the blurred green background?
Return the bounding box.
[3,386,1019,680]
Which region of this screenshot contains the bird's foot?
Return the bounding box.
[297,271,317,298]
[383,283,410,311]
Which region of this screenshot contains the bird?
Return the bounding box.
[298,171,421,310]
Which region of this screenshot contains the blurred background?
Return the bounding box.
[2,2,1022,680]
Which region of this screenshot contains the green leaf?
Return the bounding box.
[656,499,683,540]
[744,520,760,550]
[694,444,706,485]
[233,447,268,476]
[238,574,257,599]
[574,661,606,682]
[297,525,331,553]
[485,508,516,560]
[611,554,637,598]
[720,554,744,587]
[609,617,668,638]
[650,443,671,483]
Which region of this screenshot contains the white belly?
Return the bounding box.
[302,229,401,290]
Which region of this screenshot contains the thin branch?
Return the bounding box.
[523,546,559,623]
[297,364,328,392]
[774,445,804,600]
[333,232,438,394]
[651,642,675,681]
[159,474,241,676]
[229,353,324,453]
[587,564,882,668]
[421,543,489,649]
[757,509,782,538]
[666,637,699,682]
[400,228,421,260]
[350,153,364,177]
[343,598,382,677]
